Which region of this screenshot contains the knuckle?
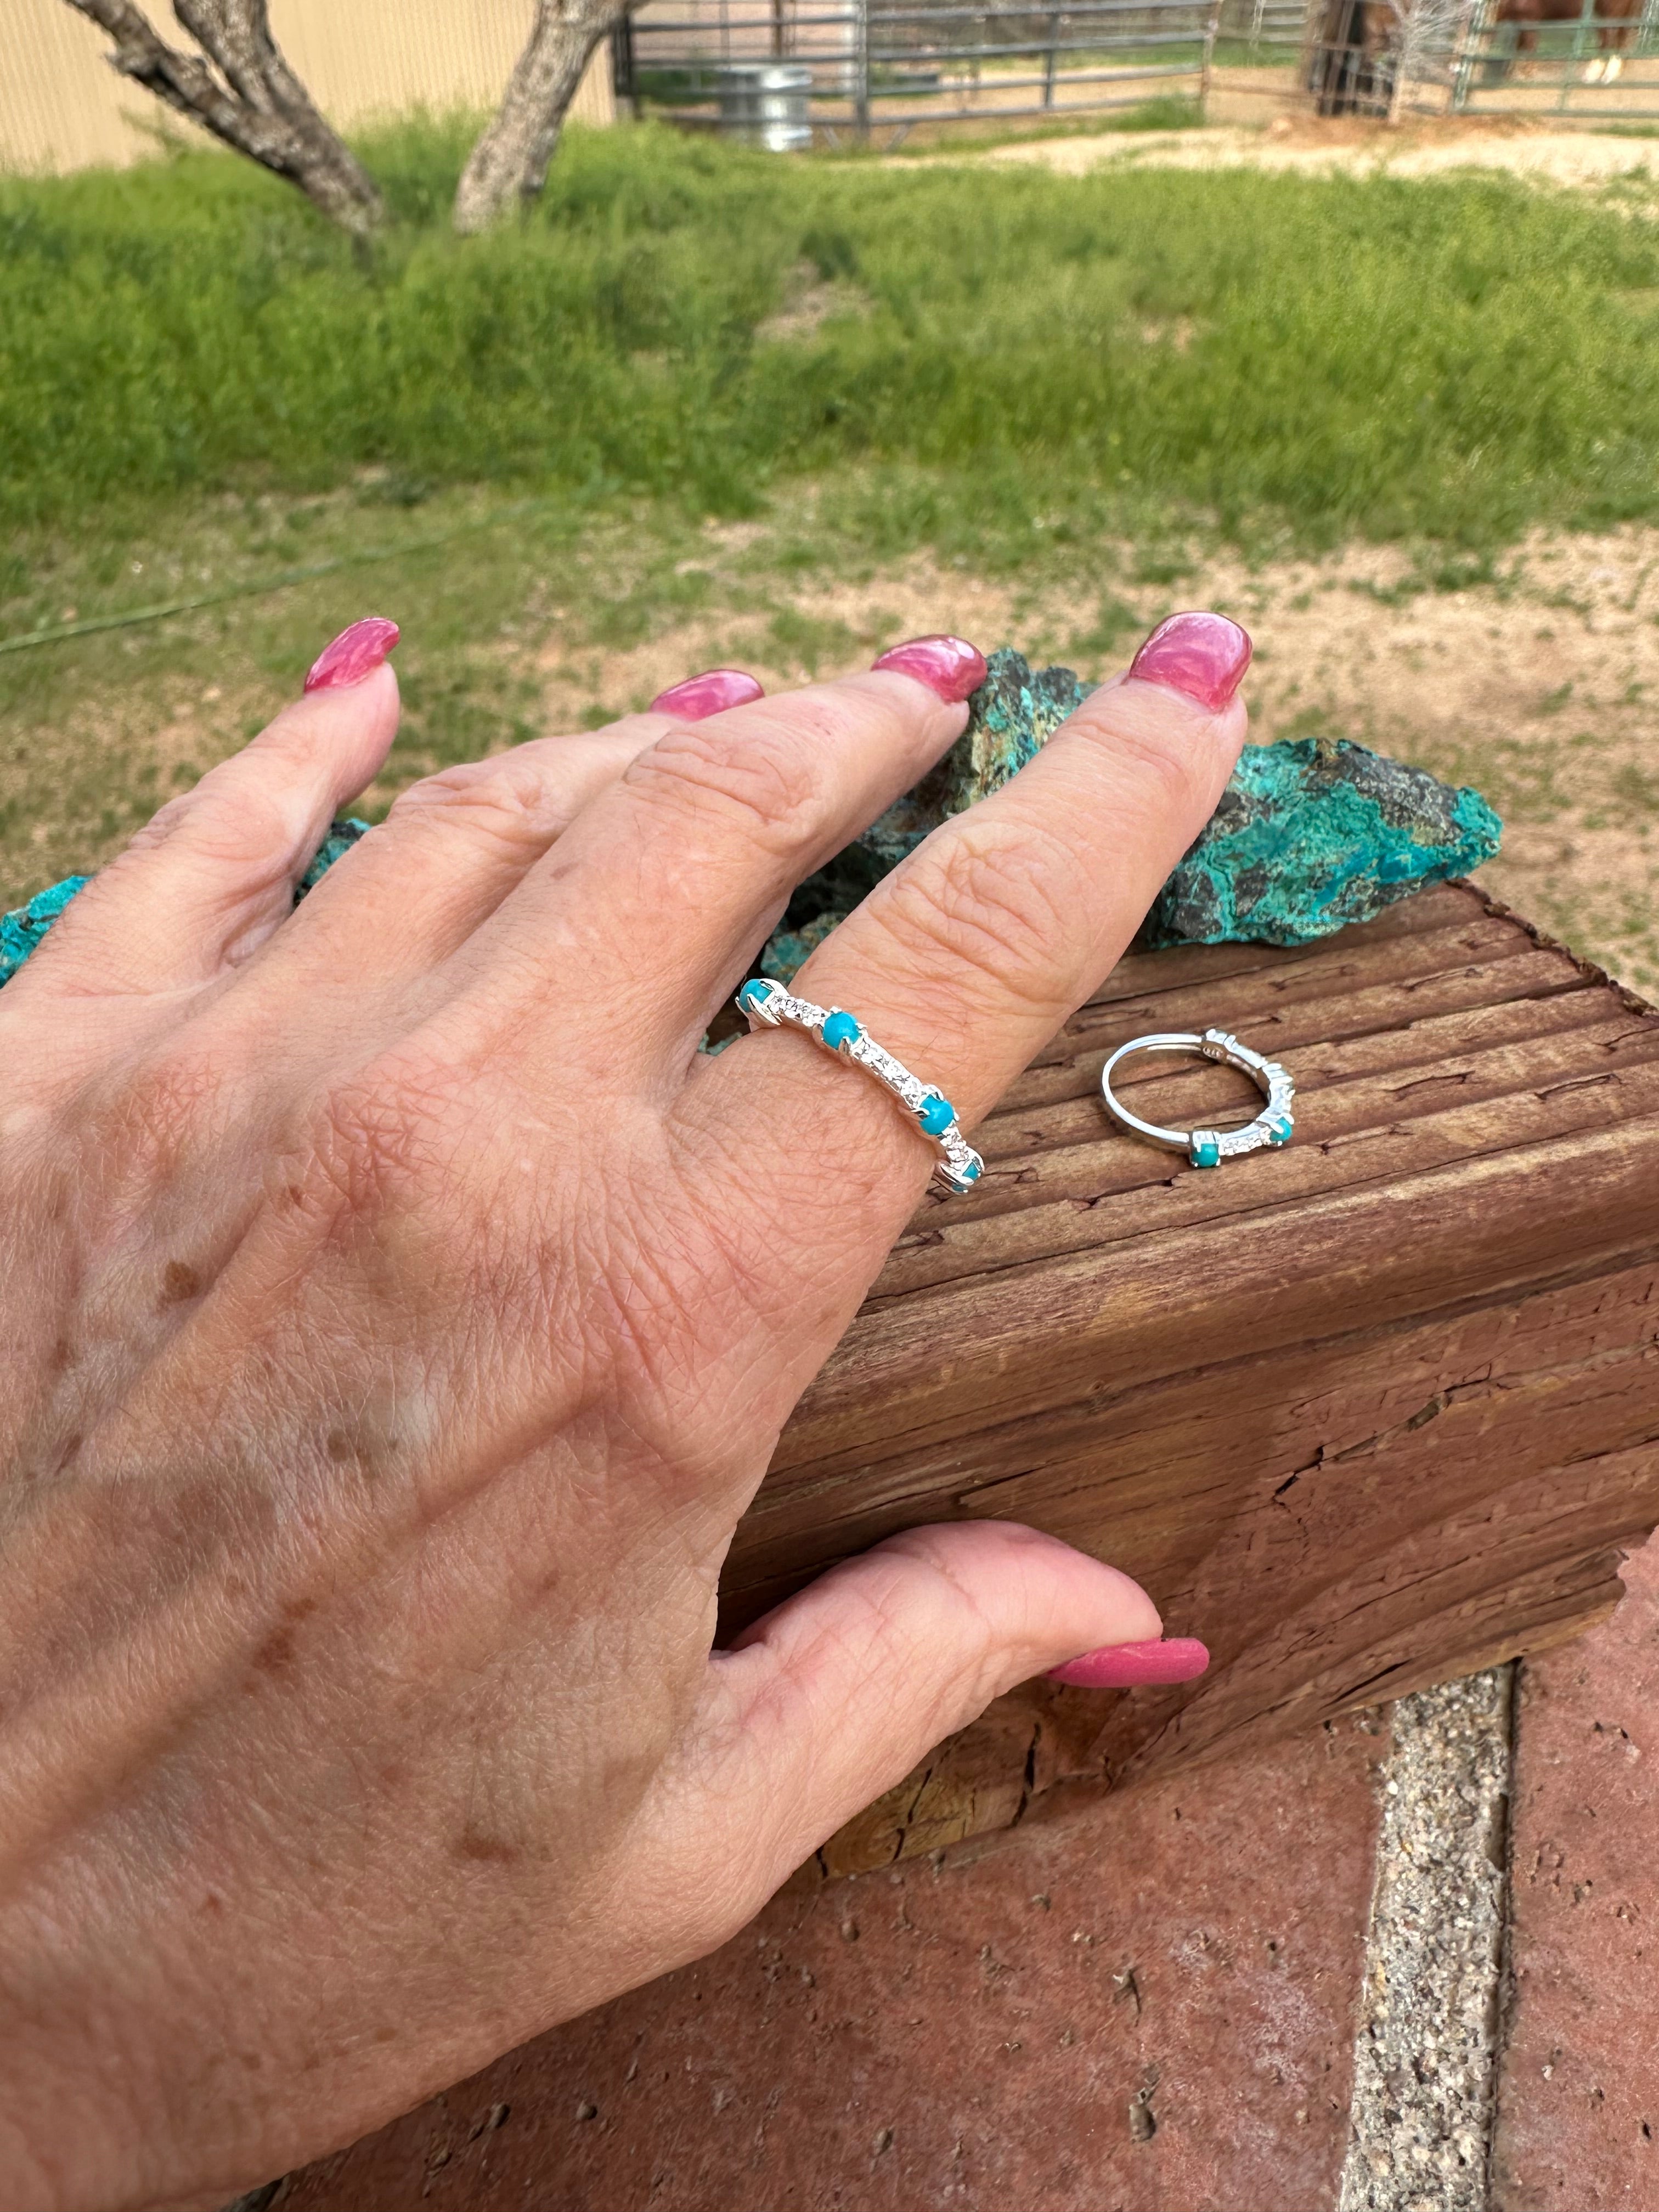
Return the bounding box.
[127,769,298,878]
[388,758,567,855]
[1112,725,1211,820]
[1075,702,1221,825]
[878,822,1074,1011]
[185,791,296,873]
[296,1054,464,1230]
[81,1041,232,1199]
[124,790,200,856]
[624,715,826,855]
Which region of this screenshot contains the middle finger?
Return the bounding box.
[442,649,981,1086]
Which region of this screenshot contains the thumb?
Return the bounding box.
[657,1523,1205,1921]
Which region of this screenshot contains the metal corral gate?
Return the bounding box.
[1208,0,1659,117]
[1402,0,1659,121]
[616,0,1221,142]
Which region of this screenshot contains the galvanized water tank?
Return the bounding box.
[714,62,814,151]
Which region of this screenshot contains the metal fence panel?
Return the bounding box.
[1423,0,1659,121]
[619,0,1222,139]
[1197,0,1659,119]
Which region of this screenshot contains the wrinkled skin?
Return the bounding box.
[0,651,1245,2212]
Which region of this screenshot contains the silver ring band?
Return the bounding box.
[736,977,985,1196]
[1100,1028,1294,1169]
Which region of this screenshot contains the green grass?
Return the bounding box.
[6,113,1659,577]
[8,117,1659,968]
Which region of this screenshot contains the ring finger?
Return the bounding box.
[696,613,1251,1265]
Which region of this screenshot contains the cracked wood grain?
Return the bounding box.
[735,888,1659,1878]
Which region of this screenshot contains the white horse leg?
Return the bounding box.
[1584,52,1606,78]
[1606,49,1624,79]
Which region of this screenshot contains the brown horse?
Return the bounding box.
[1493,0,1642,82]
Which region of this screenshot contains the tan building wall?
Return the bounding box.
[0,0,613,176]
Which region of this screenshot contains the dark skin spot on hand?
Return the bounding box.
[251,1624,296,1675]
[249,1600,315,1678]
[324,1423,393,1479]
[457,1828,521,1866]
[160,1260,201,1307]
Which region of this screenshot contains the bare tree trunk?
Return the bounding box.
[62,0,383,236]
[454,0,624,236]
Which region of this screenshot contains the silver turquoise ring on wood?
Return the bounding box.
[736,977,985,1195]
[1100,1029,1295,1170]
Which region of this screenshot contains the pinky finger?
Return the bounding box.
[24,619,400,999]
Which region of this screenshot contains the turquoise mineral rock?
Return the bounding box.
[0,872,89,987]
[860,650,1089,871]
[1,653,1501,992]
[763,648,1499,975]
[1142,735,1503,949]
[297,815,373,893]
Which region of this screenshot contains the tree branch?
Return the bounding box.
[62,0,383,236]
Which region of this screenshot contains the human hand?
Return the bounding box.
[0,612,1248,2211]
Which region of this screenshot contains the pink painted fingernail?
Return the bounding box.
[1047,1637,1210,1689]
[649,669,765,719]
[871,635,987,704]
[1127,613,1251,713]
[304,617,400,693]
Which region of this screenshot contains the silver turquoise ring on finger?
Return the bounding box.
[736,977,985,1195]
[1100,1028,1294,1169]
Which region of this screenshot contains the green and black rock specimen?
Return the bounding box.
[0,652,1500,991]
[763,647,1500,976]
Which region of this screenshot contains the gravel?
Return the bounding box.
[1339,1668,1515,2212]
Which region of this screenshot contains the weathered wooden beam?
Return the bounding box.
[722,885,1659,1877]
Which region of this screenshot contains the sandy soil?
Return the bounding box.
[525,521,1659,997]
[971,114,1659,191]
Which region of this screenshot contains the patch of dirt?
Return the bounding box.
[754,263,873,344]
[1207,525,1659,996]
[971,116,1659,192]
